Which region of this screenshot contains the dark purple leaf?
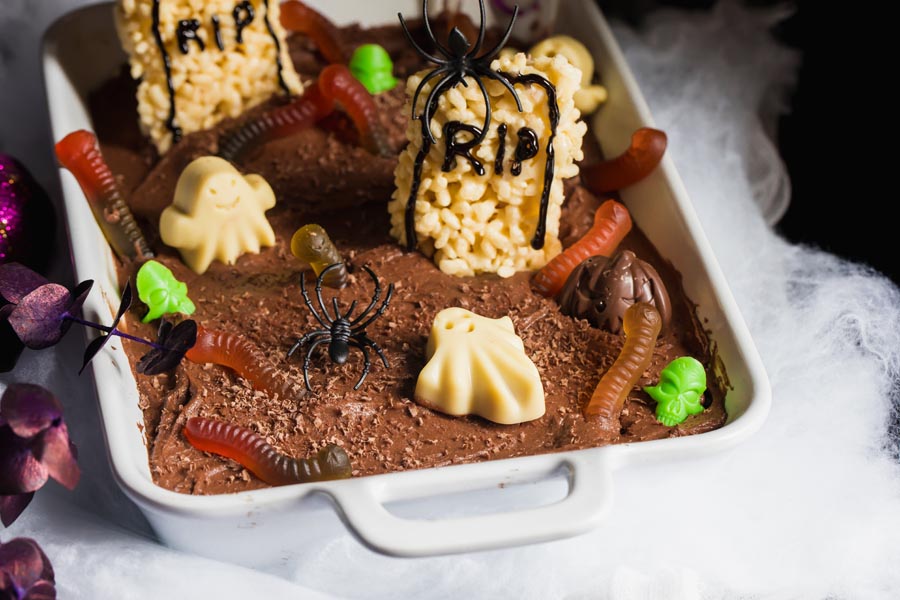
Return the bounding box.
[35,426,79,491]
[0,492,34,527]
[78,335,109,375]
[0,385,77,497]
[67,280,94,318]
[117,279,134,317]
[78,280,129,375]
[0,264,48,304]
[6,285,72,350]
[1,384,62,439]
[0,427,47,495]
[137,319,197,375]
[0,538,55,598]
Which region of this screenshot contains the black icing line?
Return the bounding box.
[151,0,183,144]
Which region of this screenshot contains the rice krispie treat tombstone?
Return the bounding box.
[116,0,303,153]
[389,5,586,278]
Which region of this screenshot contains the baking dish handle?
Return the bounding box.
[327,447,618,557]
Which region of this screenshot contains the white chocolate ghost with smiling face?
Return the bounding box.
[160,156,276,274]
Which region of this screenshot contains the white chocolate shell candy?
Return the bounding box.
[415,308,545,425]
[160,157,276,274]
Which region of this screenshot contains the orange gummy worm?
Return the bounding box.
[584,303,662,429]
[55,130,153,261]
[280,0,347,64]
[185,326,301,401]
[217,65,390,161]
[184,417,352,485]
[318,64,393,158]
[531,199,632,298]
[581,128,667,194]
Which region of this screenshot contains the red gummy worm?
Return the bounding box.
[584,303,661,430]
[55,130,153,261]
[581,128,668,194]
[185,326,301,401]
[184,417,352,485]
[280,0,347,64]
[218,84,335,162]
[318,64,393,158]
[531,200,632,298]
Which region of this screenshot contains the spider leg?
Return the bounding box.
[421,0,453,59]
[422,74,462,144]
[411,66,450,120]
[348,340,371,390]
[361,335,390,369]
[343,300,359,320]
[300,271,330,328]
[475,5,518,62]
[482,69,524,113]
[350,265,382,327]
[302,338,330,392]
[398,12,448,65]
[287,330,329,359]
[315,269,335,323]
[332,297,341,321]
[466,0,487,58]
[469,72,492,146]
[352,283,394,332]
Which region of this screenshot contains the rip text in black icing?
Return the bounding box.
[175,0,256,55]
[442,122,539,178]
[151,0,290,144]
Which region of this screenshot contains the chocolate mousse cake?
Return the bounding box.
[78,2,726,494]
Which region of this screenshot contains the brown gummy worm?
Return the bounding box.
[584,302,662,429]
[184,416,352,485]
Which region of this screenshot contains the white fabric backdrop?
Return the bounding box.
[3,1,900,598]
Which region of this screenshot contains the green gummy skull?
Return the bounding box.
[644,356,707,427]
[136,260,196,323]
[349,44,398,95]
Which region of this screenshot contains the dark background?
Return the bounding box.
[599,0,897,285]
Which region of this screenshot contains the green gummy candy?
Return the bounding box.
[136,260,196,323]
[349,44,398,95]
[644,356,707,427]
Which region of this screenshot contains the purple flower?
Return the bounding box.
[0,263,92,372]
[0,537,55,600]
[0,385,79,527]
[1,263,194,375]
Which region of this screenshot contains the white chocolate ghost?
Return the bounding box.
[415,307,545,425]
[160,156,276,274]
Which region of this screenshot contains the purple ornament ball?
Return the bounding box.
[0,153,56,272]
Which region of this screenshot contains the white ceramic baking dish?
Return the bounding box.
[42,0,771,562]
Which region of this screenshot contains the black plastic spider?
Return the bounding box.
[399,0,524,146]
[288,264,393,392]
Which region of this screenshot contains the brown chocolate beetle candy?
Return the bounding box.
[557,250,671,334]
